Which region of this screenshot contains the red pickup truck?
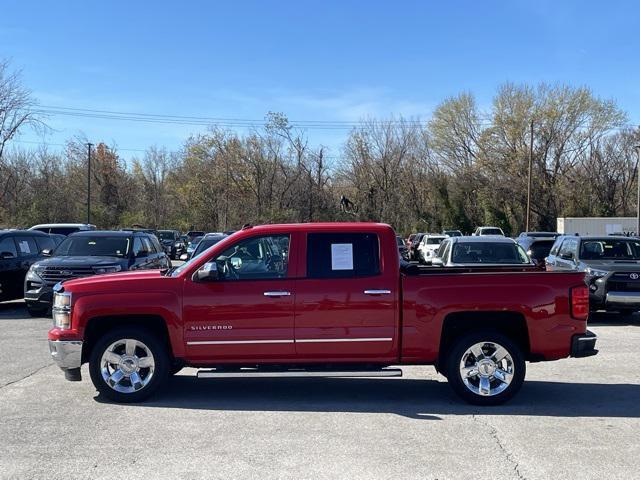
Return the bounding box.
[48,223,597,405]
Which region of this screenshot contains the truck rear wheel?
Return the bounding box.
[89,327,169,403]
[445,331,525,406]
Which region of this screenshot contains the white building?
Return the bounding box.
[556,217,637,236]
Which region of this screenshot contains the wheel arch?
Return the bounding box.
[438,311,531,369]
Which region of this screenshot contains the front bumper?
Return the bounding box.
[49,339,83,371]
[24,283,54,306]
[570,330,598,358]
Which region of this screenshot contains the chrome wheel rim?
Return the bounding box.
[100,339,155,394]
[459,341,514,397]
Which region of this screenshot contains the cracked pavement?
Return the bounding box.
[1,299,639,479]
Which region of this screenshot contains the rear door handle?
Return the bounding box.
[264,291,291,297]
[364,290,391,295]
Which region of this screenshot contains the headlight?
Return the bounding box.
[586,267,608,278]
[93,265,122,274]
[52,291,72,329]
[27,264,44,279]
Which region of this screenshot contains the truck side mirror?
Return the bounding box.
[180,253,188,261]
[193,262,219,282]
[41,249,52,256]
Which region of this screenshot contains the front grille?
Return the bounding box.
[607,273,640,293]
[40,266,96,286]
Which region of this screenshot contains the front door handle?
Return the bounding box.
[264,291,291,297]
[364,290,391,295]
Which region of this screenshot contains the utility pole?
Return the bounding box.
[526,120,534,232]
[636,145,640,236]
[86,143,93,224]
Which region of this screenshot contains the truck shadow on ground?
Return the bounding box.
[589,311,640,326]
[0,301,33,320]
[102,376,640,420]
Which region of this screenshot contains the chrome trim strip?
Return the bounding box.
[296,337,393,343]
[263,291,291,297]
[198,369,403,378]
[187,339,295,345]
[363,290,391,295]
[187,337,394,345]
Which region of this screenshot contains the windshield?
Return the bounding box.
[193,236,226,257]
[444,230,462,237]
[158,231,175,240]
[427,237,445,245]
[481,228,504,236]
[452,242,529,264]
[528,240,554,261]
[580,239,640,260]
[54,236,130,257]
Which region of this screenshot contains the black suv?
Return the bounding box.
[0,230,56,305]
[516,232,559,268]
[546,235,640,314]
[24,230,171,316]
[157,229,186,260]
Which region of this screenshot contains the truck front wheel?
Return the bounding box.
[89,327,169,403]
[445,331,525,406]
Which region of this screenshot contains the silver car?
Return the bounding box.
[429,236,533,267]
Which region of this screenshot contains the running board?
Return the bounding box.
[197,368,403,379]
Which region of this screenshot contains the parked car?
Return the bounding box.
[417,234,446,263]
[186,230,205,242]
[48,222,595,406]
[409,232,425,260]
[516,233,559,268]
[396,235,409,260]
[157,230,186,260]
[184,233,228,260]
[442,229,463,237]
[0,230,56,305]
[25,231,171,316]
[546,235,640,315]
[472,226,505,236]
[430,236,534,268]
[182,235,204,260]
[29,223,96,236]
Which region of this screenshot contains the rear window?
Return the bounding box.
[452,242,529,264]
[307,233,380,279]
[481,228,504,236]
[426,237,444,245]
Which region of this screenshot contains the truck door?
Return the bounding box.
[183,233,296,361]
[294,231,398,361]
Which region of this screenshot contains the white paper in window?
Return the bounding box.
[19,241,31,254]
[331,243,353,270]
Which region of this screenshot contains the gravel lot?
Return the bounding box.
[0,300,639,480]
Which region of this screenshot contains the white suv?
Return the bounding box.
[472,226,505,236]
[417,234,447,263]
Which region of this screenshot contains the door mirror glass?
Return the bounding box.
[193,262,218,282]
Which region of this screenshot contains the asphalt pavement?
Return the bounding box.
[0,300,639,480]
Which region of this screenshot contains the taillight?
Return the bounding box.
[570,285,589,320]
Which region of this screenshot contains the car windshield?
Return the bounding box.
[528,240,554,261]
[482,228,503,235]
[54,236,130,257]
[427,237,445,245]
[452,242,529,264]
[580,239,640,260]
[158,231,175,240]
[193,236,226,257]
[189,236,203,246]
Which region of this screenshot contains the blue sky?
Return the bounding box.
[2,0,639,161]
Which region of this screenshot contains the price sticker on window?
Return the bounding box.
[331,243,353,270]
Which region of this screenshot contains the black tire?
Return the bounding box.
[89,326,169,403]
[26,302,48,317]
[446,330,526,406]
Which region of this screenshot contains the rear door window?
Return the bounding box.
[307,233,380,279]
[0,237,18,257]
